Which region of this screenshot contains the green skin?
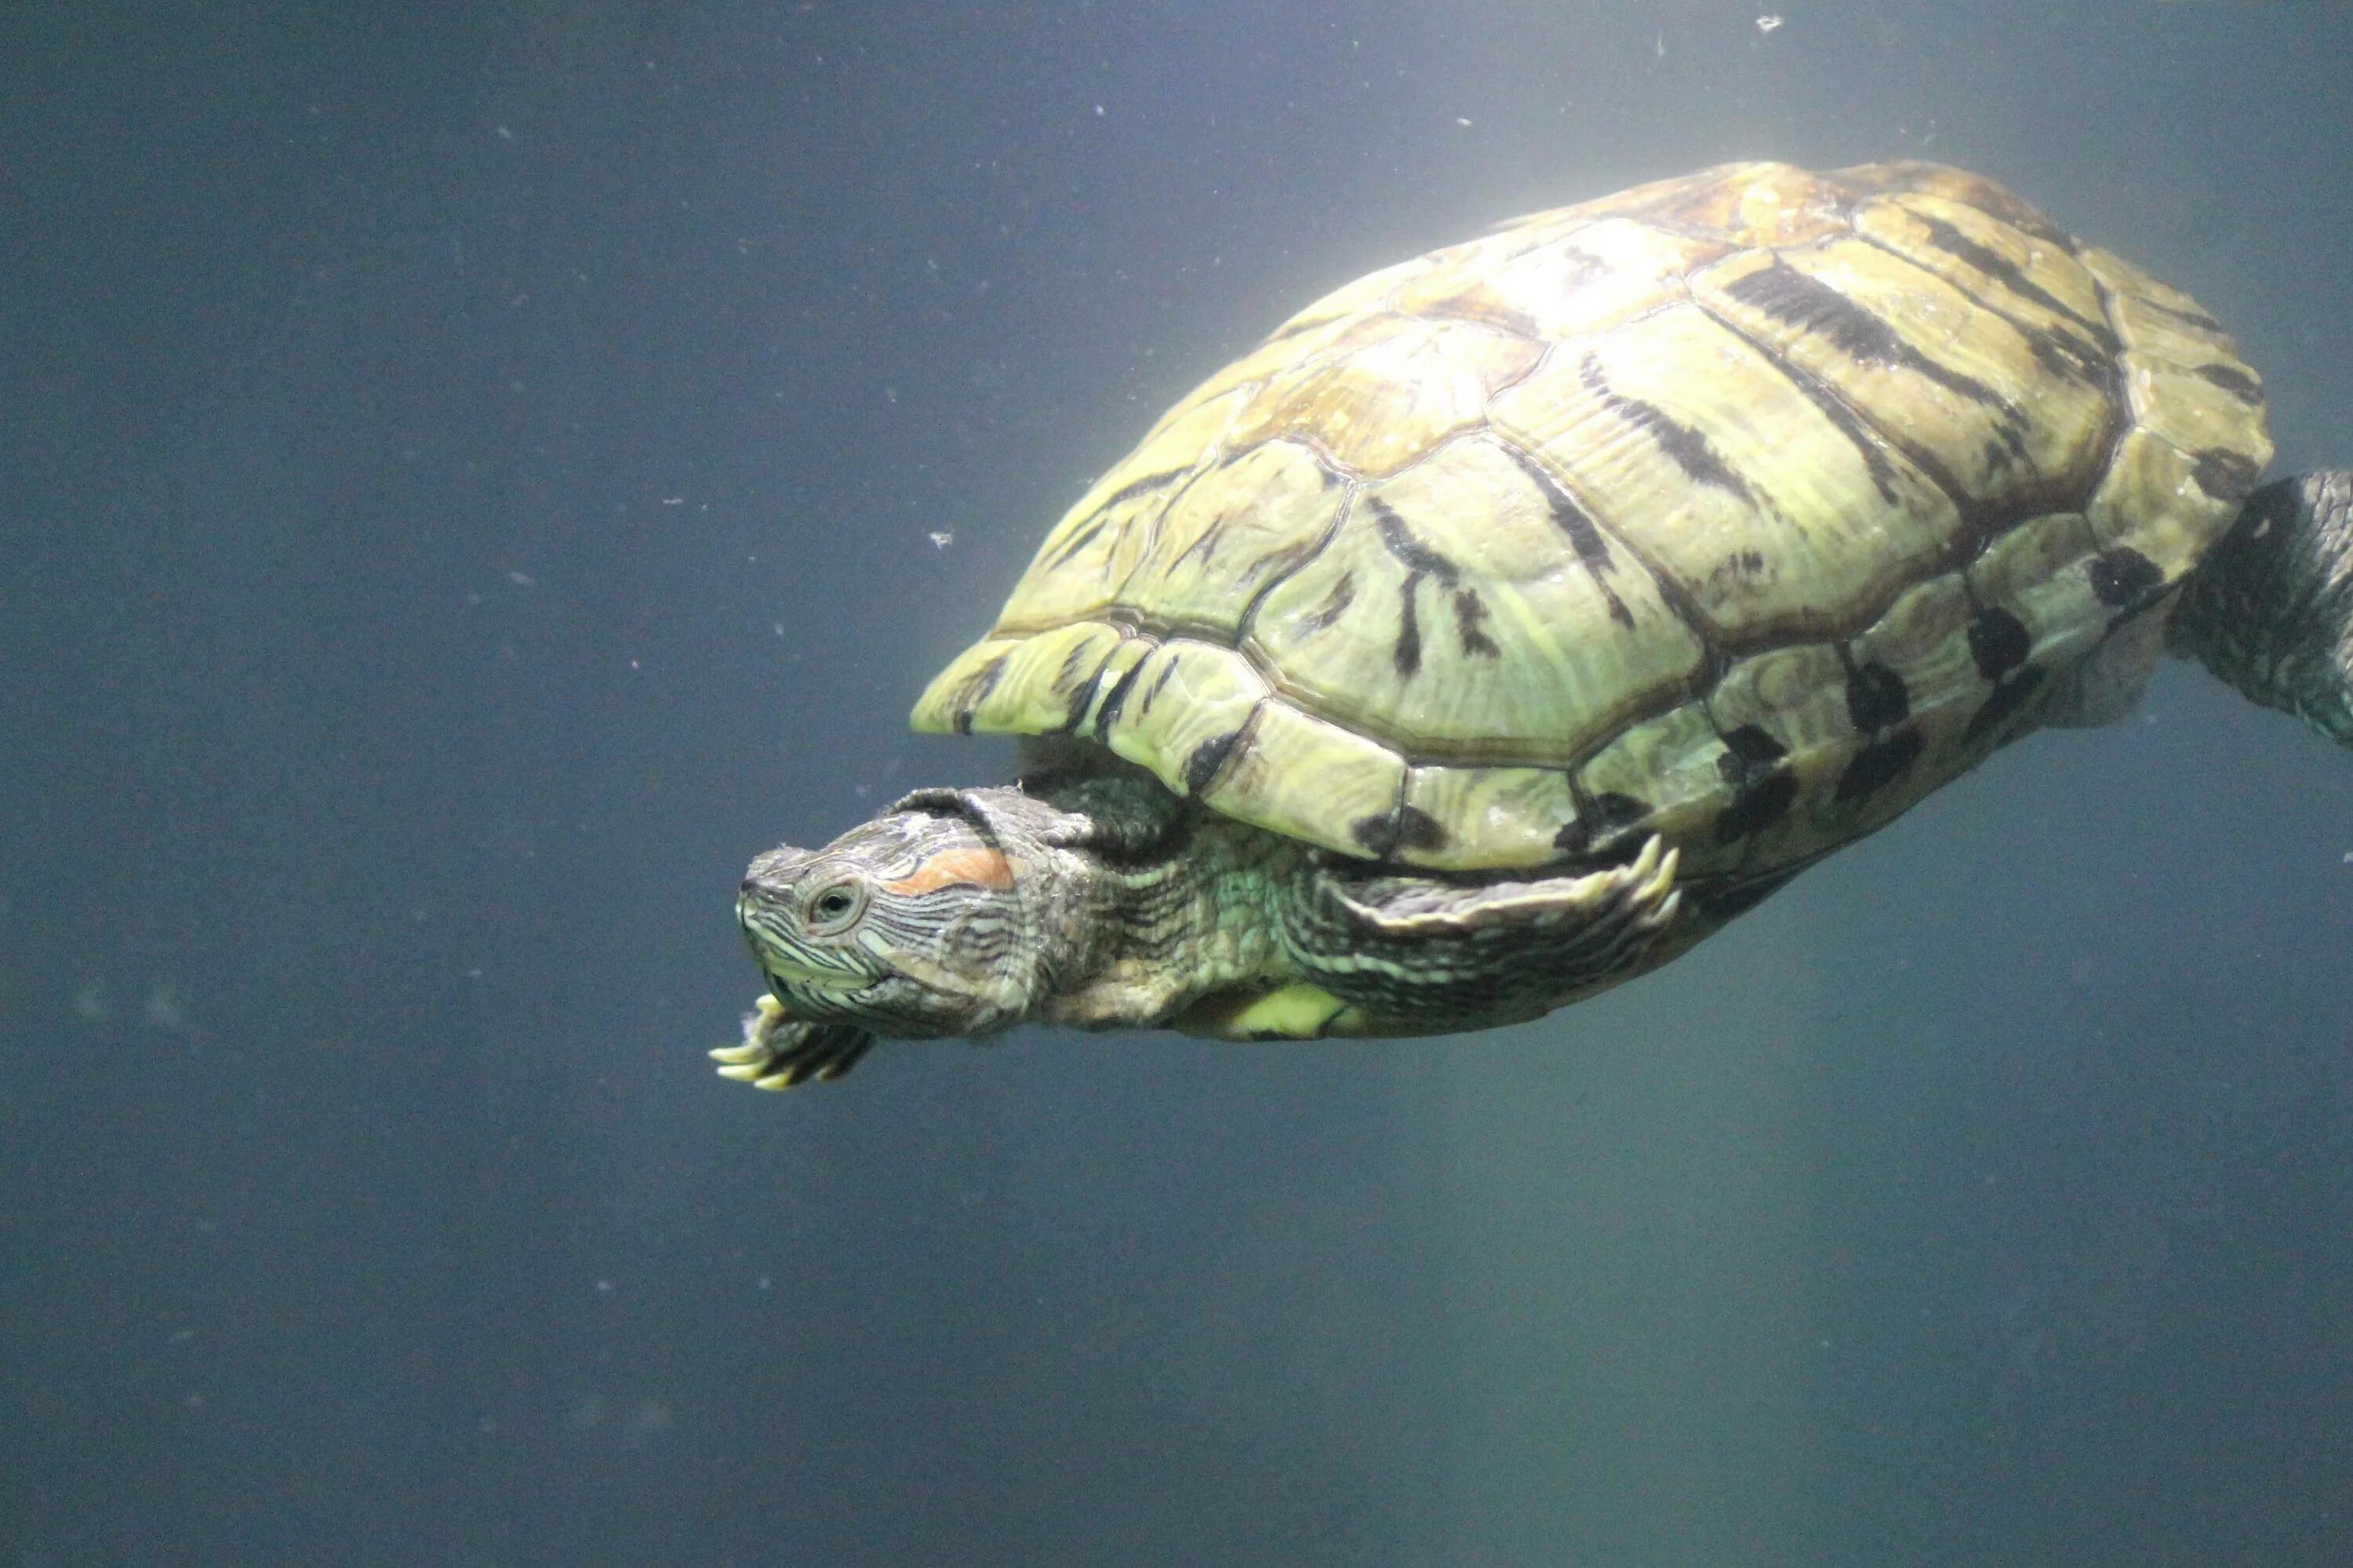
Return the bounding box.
[718,473,2353,1090]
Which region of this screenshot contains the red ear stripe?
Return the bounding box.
[882,846,1017,897]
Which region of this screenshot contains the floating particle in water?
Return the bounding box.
[1757,13,1784,31]
[929,530,953,549]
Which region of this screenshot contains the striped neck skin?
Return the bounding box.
[1027,810,1301,1032]
[2172,471,2353,748]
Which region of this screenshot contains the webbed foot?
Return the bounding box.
[710,994,876,1090]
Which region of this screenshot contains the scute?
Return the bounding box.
[1487,299,1970,646]
[1244,432,1706,764]
[1690,241,2115,512]
[1114,438,1343,640]
[1220,314,1542,477]
[912,161,2271,875]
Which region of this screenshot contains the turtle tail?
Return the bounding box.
[2172,471,2353,748]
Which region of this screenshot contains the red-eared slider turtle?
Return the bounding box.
[717,159,2349,1090]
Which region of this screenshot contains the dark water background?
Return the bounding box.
[7,2,2353,1563]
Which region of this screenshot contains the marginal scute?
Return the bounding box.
[1199,700,1406,859]
[2075,243,2213,323]
[911,622,1136,737]
[910,161,2270,875]
[2103,291,2240,370]
[2121,354,2270,474]
[1853,575,1977,722]
[2084,427,2246,584]
[1966,511,2111,674]
[1735,574,1980,875]
[1098,639,1269,799]
[1395,763,1578,871]
[1706,643,1849,777]
[1076,632,1158,734]
[1573,703,1726,868]
[911,635,1019,735]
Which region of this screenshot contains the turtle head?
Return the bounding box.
[736,788,1085,1041]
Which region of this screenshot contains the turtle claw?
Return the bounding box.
[711,993,876,1091]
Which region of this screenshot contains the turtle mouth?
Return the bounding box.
[755,954,876,1005]
[753,951,860,989]
[763,973,898,1030]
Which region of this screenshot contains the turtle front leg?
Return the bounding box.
[711,993,877,1089]
[1180,836,1683,1040]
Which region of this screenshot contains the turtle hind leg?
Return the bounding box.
[1267,836,1683,1037]
[2173,471,2353,746]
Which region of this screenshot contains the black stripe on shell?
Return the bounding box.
[1297,569,1357,634]
[1577,351,1758,502]
[1722,259,2012,413]
[1393,575,1424,678]
[2134,297,2226,334]
[1903,210,2117,346]
[1368,497,1462,584]
[1183,728,1246,797]
[1453,588,1501,657]
[1697,300,2003,523]
[1395,805,1447,852]
[1087,656,1151,737]
[1496,443,1635,628]
[951,653,1011,735]
[2192,363,2262,402]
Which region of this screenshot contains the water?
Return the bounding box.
[5,3,2351,1563]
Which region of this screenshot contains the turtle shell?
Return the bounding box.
[911,162,2272,879]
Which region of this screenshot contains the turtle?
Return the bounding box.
[715,159,2352,1092]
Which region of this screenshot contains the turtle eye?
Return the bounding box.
[805,881,867,933]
